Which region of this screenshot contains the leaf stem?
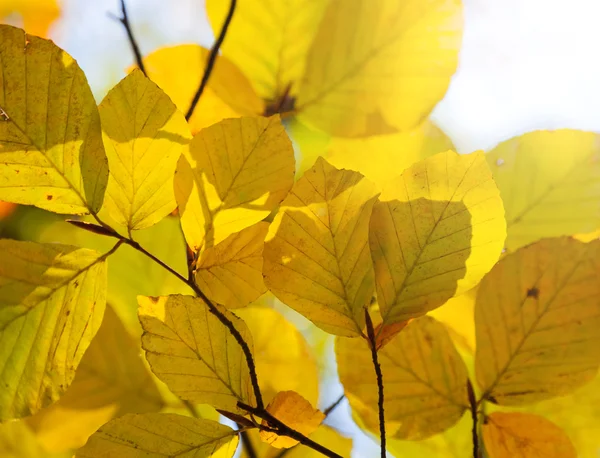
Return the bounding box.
[467,379,480,458]
[365,309,386,458]
[113,0,147,76]
[185,0,237,120]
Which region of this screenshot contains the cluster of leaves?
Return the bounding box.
[1,0,600,456]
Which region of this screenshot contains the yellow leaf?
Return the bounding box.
[263,157,379,336]
[138,294,256,413]
[176,115,295,252]
[370,150,506,325]
[482,412,577,458]
[295,0,463,136]
[0,25,108,214]
[0,239,108,420]
[207,0,328,102]
[0,419,69,458]
[475,237,600,405]
[76,413,239,458]
[236,307,319,405]
[25,306,163,453]
[0,0,60,38]
[337,316,469,440]
[487,129,600,251]
[98,69,191,231]
[260,390,325,448]
[195,222,268,309]
[142,45,264,134]
[429,289,477,354]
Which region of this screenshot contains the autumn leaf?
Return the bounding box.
[138,294,256,413]
[429,289,477,354]
[176,116,295,252]
[370,150,506,326]
[295,0,463,136]
[0,239,108,420]
[0,25,108,214]
[487,129,600,251]
[142,44,264,134]
[0,0,60,38]
[475,237,600,405]
[194,222,268,308]
[98,69,191,231]
[76,413,239,458]
[0,419,69,458]
[337,316,469,440]
[263,157,379,336]
[260,390,325,448]
[482,412,577,458]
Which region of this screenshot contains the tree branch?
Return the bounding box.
[185,0,237,120]
[112,0,147,75]
[467,379,480,458]
[365,309,386,458]
[240,430,258,458]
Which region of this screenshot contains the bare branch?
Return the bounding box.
[365,309,386,458]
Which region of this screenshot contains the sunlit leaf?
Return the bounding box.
[98,69,191,231]
[482,412,576,458]
[370,150,506,326]
[429,289,477,354]
[0,25,108,214]
[0,0,60,38]
[76,413,239,458]
[0,419,69,458]
[25,306,163,453]
[176,116,294,252]
[260,390,324,448]
[487,129,600,251]
[296,0,463,136]
[142,45,264,134]
[0,239,108,420]
[337,316,469,440]
[264,157,379,336]
[138,294,256,413]
[194,222,268,309]
[475,237,600,405]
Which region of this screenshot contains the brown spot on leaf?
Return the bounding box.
[526,287,539,299]
[65,310,70,316]
[46,195,53,200]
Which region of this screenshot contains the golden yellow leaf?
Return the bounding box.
[98,69,191,231]
[25,306,163,453]
[260,390,325,448]
[475,237,600,405]
[207,0,328,102]
[337,316,469,440]
[194,222,268,309]
[142,45,264,134]
[429,289,477,354]
[138,294,256,413]
[0,240,108,421]
[76,413,239,458]
[176,116,295,252]
[295,0,463,136]
[263,157,379,336]
[236,307,319,405]
[0,25,108,214]
[0,0,60,38]
[482,412,576,458]
[0,419,69,458]
[487,129,600,251]
[370,150,506,326]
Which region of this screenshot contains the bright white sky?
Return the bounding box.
[13,0,600,456]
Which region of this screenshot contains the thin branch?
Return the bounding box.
[323,394,345,417]
[467,380,480,458]
[112,0,147,75]
[365,309,386,458]
[240,430,258,458]
[185,0,237,120]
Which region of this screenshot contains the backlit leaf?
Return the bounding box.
[475,237,600,405]
[142,45,264,134]
[194,222,268,309]
[138,294,255,413]
[482,412,576,458]
[207,0,328,102]
[0,419,69,458]
[337,316,469,440]
[0,239,108,420]
[296,0,463,136]
[176,116,294,252]
[487,129,600,251]
[263,157,379,336]
[25,306,163,453]
[370,150,506,325]
[0,0,60,38]
[0,25,108,214]
[259,390,324,448]
[98,69,191,231]
[76,413,239,458]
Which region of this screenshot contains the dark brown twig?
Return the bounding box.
[110,0,147,75]
[365,309,386,458]
[467,380,480,458]
[185,0,237,120]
